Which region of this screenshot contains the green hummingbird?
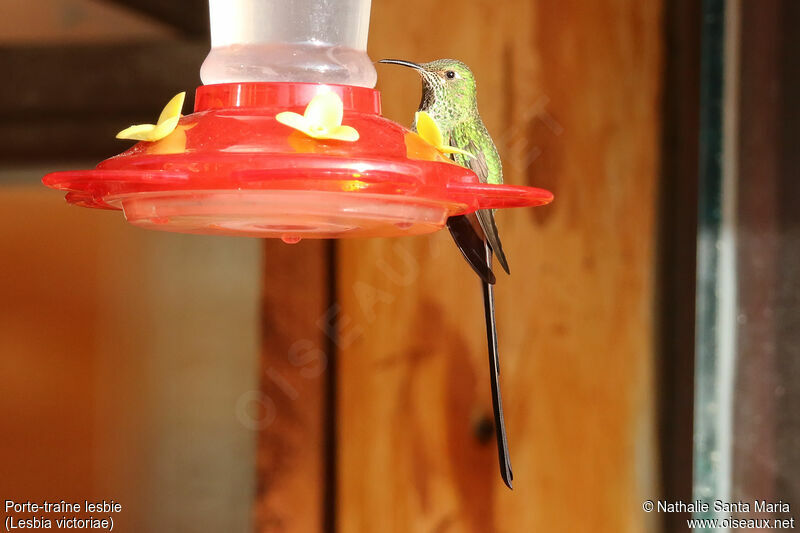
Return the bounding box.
[379,58,513,489]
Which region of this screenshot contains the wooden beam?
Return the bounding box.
[656,1,701,530]
[256,241,334,533]
[1,43,205,117]
[0,42,206,160]
[733,0,800,505]
[98,0,208,38]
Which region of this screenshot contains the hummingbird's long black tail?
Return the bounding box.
[482,244,513,489]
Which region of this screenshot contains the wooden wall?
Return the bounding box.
[0,186,262,531]
[338,1,662,531]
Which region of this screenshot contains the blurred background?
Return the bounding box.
[0,0,797,532]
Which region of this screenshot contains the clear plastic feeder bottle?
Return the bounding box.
[201,0,377,88]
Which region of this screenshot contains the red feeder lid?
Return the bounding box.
[43,82,553,240]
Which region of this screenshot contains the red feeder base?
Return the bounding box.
[43,83,553,240]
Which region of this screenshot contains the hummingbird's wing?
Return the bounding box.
[475,209,510,275]
[411,118,495,283]
[457,139,510,275]
[446,214,496,284]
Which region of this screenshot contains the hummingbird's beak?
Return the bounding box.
[378,59,423,70]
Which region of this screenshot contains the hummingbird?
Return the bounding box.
[379,58,514,488]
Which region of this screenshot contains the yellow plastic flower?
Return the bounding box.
[147,122,197,155]
[116,92,186,142]
[276,91,359,142]
[415,111,475,158]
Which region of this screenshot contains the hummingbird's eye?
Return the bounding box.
[445,70,456,79]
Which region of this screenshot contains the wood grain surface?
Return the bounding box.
[256,241,332,532]
[335,1,663,531]
[0,187,261,532]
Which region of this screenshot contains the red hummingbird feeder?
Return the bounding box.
[42,0,552,241]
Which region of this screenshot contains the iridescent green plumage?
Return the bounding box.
[404,59,509,273]
[414,59,504,184]
[379,58,514,489]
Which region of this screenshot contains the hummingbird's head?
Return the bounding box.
[417,59,477,99]
[379,58,479,121]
